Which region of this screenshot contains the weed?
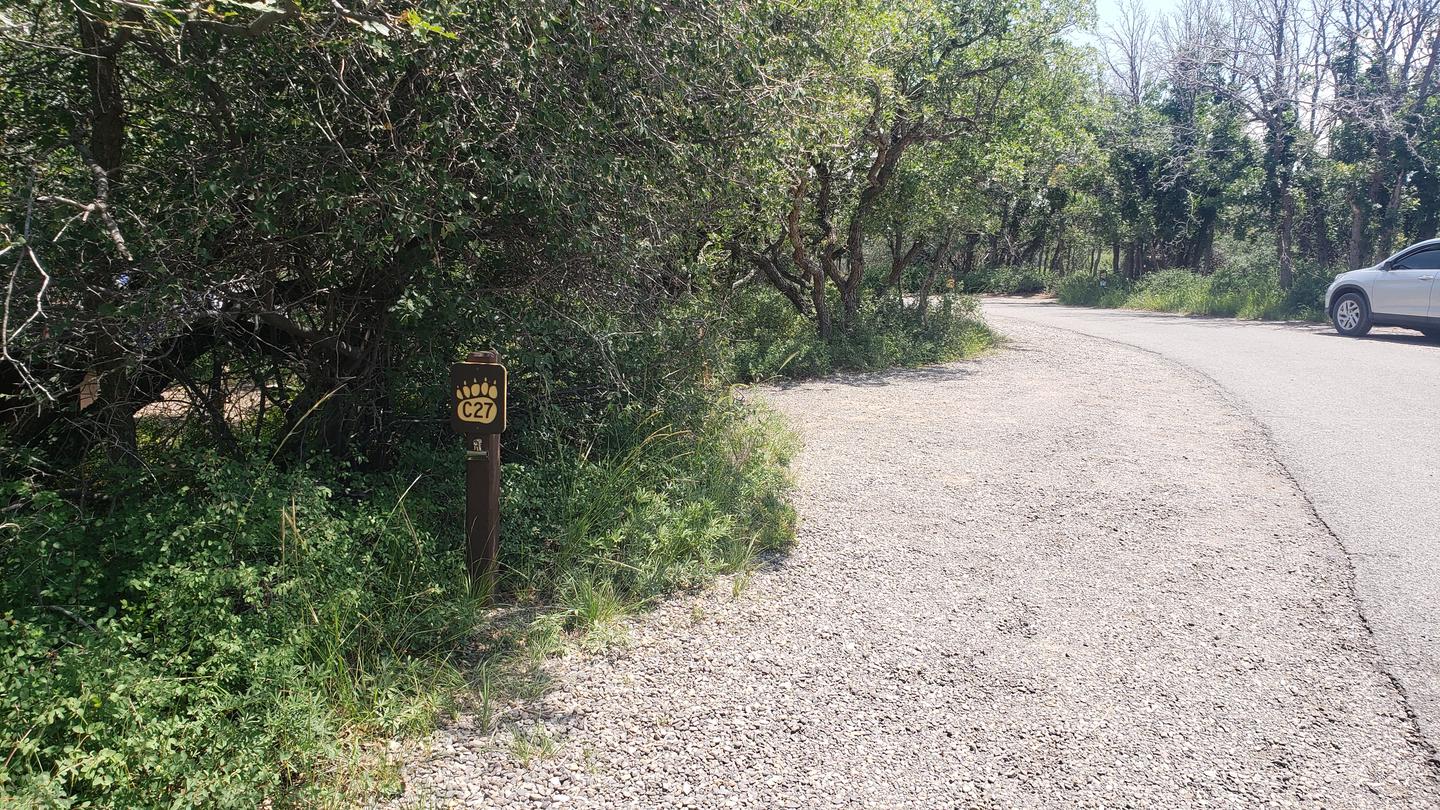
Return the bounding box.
[470,663,499,733]
[522,618,565,664]
[556,574,628,632]
[731,569,755,598]
[509,726,560,766]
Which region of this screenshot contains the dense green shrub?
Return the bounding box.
[724,290,838,381]
[1055,240,1336,321]
[728,288,995,381]
[1283,262,1338,321]
[502,395,796,607]
[1054,274,1132,308]
[1,455,480,806]
[1,395,794,807]
[959,266,1054,295]
[0,280,810,807]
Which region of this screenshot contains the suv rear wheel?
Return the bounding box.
[1333,292,1372,337]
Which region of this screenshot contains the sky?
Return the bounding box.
[1076,0,1183,48]
[1094,0,1183,28]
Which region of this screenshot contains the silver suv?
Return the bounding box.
[1326,239,1440,338]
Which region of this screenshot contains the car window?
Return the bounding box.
[1395,247,1440,270]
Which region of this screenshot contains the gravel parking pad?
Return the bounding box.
[396,318,1440,808]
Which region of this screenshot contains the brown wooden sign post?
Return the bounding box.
[450,351,507,594]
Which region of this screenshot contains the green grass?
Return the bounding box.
[729,288,997,382]
[1056,265,1332,322]
[509,726,560,765]
[1052,239,1338,321]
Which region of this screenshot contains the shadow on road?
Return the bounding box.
[766,361,982,391]
[1310,331,1440,347]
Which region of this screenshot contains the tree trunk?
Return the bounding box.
[1278,194,1296,289]
[1415,167,1440,240]
[841,129,914,325]
[812,271,831,340]
[1126,243,1142,279]
[1348,197,1366,270]
[76,12,127,185]
[884,237,925,289]
[1376,170,1406,261]
[1049,223,1066,276]
[1351,140,1388,267]
[955,233,979,287]
[748,238,809,315]
[916,231,955,322]
[1190,210,1216,272]
[785,177,831,340]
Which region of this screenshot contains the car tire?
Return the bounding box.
[1332,292,1372,337]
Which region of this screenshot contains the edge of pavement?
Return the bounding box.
[982,305,1440,773]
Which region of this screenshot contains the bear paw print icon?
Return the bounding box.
[455,380,499,424]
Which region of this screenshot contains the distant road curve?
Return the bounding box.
[984,296,1440,748]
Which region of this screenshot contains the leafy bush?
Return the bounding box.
[1055,274,1132,308]
[728,288,995,381]
[959,266,1054,295]
[1283,261,1337,321]
[2,455,481,807]
[1056,240,1336,321]
[724,289,839,381]
[502,395,797,609]
[1,393,795,807]
[0,278,813,808]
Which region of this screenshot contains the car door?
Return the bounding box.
[1372,246,1440,318]
[1421,249,1440,317]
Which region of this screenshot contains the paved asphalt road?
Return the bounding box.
[984,296,1440,748]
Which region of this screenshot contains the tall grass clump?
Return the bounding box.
[503,395,797,624]
[1054,273,1132,308]
[728,287,995,381]
[1055,240,1335,321]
